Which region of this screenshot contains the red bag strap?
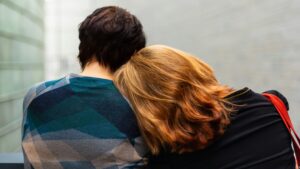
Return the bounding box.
[262,93,300,164]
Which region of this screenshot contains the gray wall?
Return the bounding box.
[0,0,44,152]
[46,0,300,132]
[140,0,300,131]
[138,0,300,131]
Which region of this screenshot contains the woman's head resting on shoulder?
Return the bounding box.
[114,45,234,155]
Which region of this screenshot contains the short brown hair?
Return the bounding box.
[114,45,233,154]
[78,6,146,72]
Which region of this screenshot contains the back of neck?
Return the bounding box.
[80,61,113,80]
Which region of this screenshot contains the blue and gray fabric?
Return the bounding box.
[22,73,148,169]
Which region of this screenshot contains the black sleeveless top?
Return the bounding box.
[147,88,296,169]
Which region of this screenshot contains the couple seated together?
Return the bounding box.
[22,6,298,169]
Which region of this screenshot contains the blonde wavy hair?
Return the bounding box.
[114,45,234,155]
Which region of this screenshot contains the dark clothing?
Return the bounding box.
[148,88,295,169]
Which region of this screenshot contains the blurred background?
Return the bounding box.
[0,0,299,157]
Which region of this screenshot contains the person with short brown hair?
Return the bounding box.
[78,6,145,72]
[22,6,147,169]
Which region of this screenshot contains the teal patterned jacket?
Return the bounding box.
[22,74,148,169]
